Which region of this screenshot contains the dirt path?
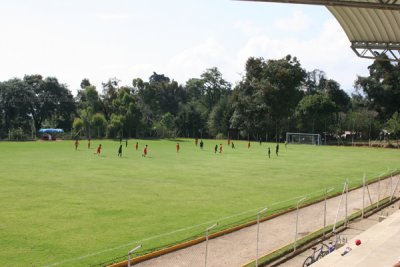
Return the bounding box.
[135,176,399,267]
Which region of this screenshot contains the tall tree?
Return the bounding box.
[110,87,142,138]
[101,78,120,120]
[323,80,350,112]
[92,113,107,138]
[175,101,206,138]
[0,78,35,136]
[24,75,76,131]
[80,78,91,89]
[207,97,233,137]
[231,55,306,140]
[303,69,326,95]
[295,93,336,133]
[386,112,400,142]
[199,67,231,113]
[355,58,400,121]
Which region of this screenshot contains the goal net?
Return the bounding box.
[286,132,322,145]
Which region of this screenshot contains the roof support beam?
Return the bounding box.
[351,41,400,61]
[238,0,400,10]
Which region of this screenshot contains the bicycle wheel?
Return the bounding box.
[303,256,314,267]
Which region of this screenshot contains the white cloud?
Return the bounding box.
[233,20,263,36]
[235,18,370,92]
[166,38,229,83]
[0,2,372,96]
[95,13,130,22]
[274,10,312,32]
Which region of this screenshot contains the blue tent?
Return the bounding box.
[38,128,64,133]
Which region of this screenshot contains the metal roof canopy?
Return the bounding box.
[239,0,400,61]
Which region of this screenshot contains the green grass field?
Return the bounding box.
[0,139,398,266]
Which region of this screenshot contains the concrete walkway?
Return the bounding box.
[313,209,400,267]
[283,199,400,267]
[135,176,399,267]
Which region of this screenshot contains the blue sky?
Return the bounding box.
[0,0,371,95]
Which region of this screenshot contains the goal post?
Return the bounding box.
[286,132,322,145]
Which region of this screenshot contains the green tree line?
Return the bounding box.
[1,55,399,142]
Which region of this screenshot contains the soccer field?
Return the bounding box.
[0,139,398,266]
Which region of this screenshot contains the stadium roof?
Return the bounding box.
[239,0,400,61]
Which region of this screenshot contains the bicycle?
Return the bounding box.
[302,235,347,267]
[327,234,347,253]
[302,243,329,267]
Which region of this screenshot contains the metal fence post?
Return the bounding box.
[390,174,400,202]
[256,208,268,267]
[362,174,366,218]
[294,197,306,252]
[205,223,218,267]
[345,178,348,227]
[128,245,142,267]
[333,180,347,233]
[390,171,393,201]
[377,175,381,208]
[323,188,334,238]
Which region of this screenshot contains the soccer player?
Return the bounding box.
[135,142,139,151]
[176,143,180,153]
[276,143,279,156]
[96,144,102,157]
[248,141,251,149]
[126,139,128,148]
[231,142,235,149]
[268,147,271,158]
[118,144,122,157]
[75,139,79,150]
[88,139,91,149]
[219,143,222,154]
[200,140,204,149]
[214,144,218,154]
[259,138,262,146]
[227,138,231,145]
[143,144,148,157]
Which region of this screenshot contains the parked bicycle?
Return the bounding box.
[302,235,346,267]
[327,235,347,253]
[302,243,329,267]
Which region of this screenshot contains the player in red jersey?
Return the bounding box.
[75,139,79,150]
[142,144,148,157]
[96,144,102,157]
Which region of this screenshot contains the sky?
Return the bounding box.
[0,0,372,95]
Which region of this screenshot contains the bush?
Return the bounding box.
[10,128,28,141]
[215,133,225,139]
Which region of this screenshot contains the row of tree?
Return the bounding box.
[1,55,399,142]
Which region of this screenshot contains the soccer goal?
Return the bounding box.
[286,132,322,145]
